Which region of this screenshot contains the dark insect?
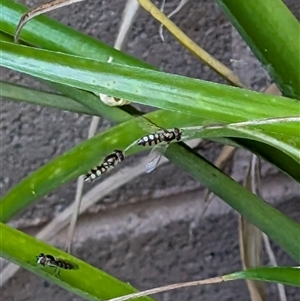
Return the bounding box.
[84,150,124,182]
[123,125,183,174]
[36,253,79,275]
[135,128,182,173]
[137,127,182,146]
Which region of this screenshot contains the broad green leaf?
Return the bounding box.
[0,30,13,42]
[107,267,300,300]
[45,80,300,180]
[0,31,137,124]
[0,111,198,223]
[0,222,154,301]
[4,65,297,165]
[216,0,300,99]
[226,267,300,287]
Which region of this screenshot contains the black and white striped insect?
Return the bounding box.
[84,150,124,182]
[36,253,79,275]
[137,127,182,146]
[126,127,182,173]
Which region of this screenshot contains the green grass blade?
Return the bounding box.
[1,110,300,261]
[1,41,299,139]
[2,0,299,154]
[0,0,154,68]
[0,222,154,301]
[1,0,299,268]
[226,267,300,287]
[1,80,299,179]
[216,0,300,99]
[54,79,300,181]
[0,109,298,223]
[0,81,96,115]
[1,2,299,177]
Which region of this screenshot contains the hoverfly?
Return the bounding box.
[137,127,182,146]
[124,117,185,174]
[84,149,124,182]
[36,253,79,275]
[137,127,183,173]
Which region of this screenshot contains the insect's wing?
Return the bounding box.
[146,143,169,173]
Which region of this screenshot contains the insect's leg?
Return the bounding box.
[54,268,61,277]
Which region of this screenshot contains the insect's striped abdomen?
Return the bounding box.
[137,128,182,146]
[54,259,78,270]
[84,150,124,182]
[137,133,162,146]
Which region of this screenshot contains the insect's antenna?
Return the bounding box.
[123,140,138,154]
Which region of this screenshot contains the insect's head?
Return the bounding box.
[114,150,124,162]
[36,253,46,265]
[36,253,55,265]
[174,128,182,140]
